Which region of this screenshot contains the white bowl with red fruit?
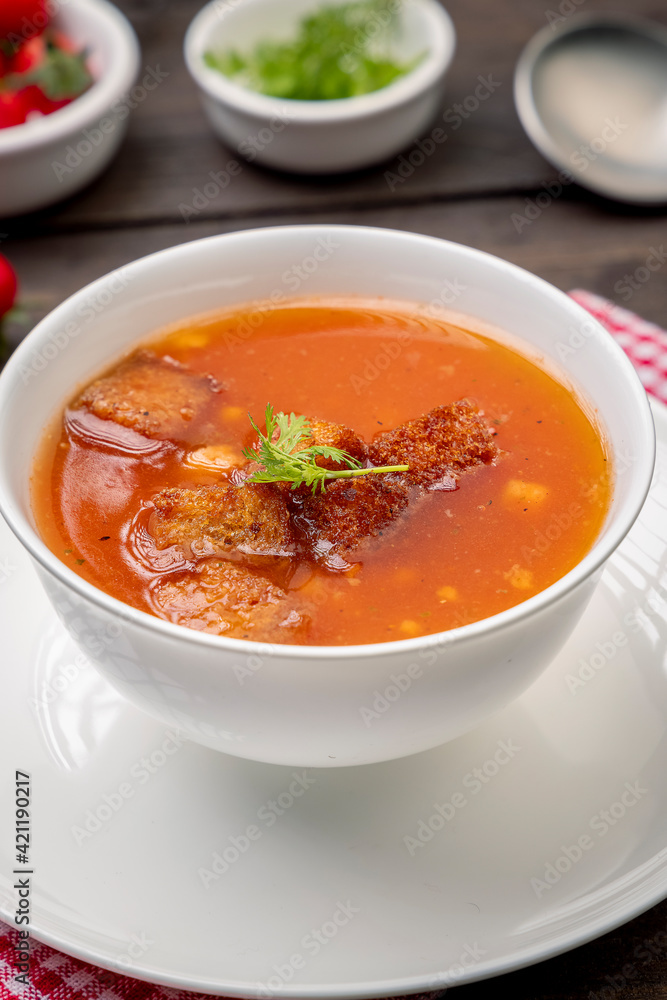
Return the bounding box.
[0,0,140,216]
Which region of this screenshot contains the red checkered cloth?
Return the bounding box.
[0,930,444,999]
[0,931,201,999]
[569,289,667,405]
[1,291,665,1000]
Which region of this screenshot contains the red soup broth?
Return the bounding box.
[32,298,612,646]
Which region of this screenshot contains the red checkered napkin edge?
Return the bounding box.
[569,289,667,405]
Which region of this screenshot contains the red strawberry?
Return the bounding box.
[0,1,49,44]
[0,89,29,127]
[21,83,70,116]
[50,29,78,55]
[0,23,91,130]
[7,33,46,74]
[0,254,18,320]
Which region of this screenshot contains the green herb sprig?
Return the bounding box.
[243,405,408,494]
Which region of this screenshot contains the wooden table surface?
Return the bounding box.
[3,0,667,997]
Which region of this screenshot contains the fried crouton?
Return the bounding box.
[249,415,368,474]
[150,481,293,558]
[292,477,410,568]
[150,405,496,572]
[298,418,368,469]
[369,401,497,488]
[151,559,309,640]
[76,350,222,441]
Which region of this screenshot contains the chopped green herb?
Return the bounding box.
[204,0,424,101]
[244,404,408,494]
[75,558,85,565]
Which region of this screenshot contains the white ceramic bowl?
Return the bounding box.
[184,0,456,172]
[0,226,655,767]
[0,0,140,217]
[514,14,667,203]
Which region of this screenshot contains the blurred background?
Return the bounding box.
[2,0,666,349]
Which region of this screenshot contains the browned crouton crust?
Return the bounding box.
[292,477,410,567]
[369,401,497,488]
[149,406,496,573]
[298,418,368,469]
[75,350,222,441]
[151,559,309,640]
[150,481,293,558]
[249,416,368,474]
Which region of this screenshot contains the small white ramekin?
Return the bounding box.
[184,0,456,172]
[0,226,655,766]
[0,0,140,217]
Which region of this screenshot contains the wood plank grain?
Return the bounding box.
[5,192,667,347]
[455,897,667,999]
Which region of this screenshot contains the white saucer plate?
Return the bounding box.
[1,401,667,998]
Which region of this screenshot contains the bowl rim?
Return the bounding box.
[0,0,140,155]
[0,224,656,660]
[513,12,667,204]
[183,0,456,124]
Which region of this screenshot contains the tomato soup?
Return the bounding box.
[32,298,612,645]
